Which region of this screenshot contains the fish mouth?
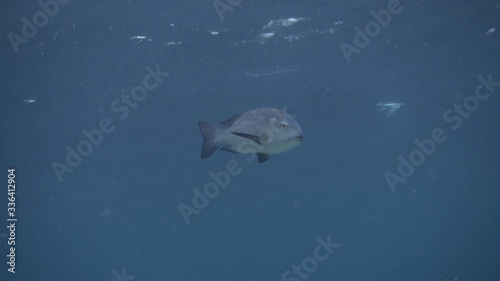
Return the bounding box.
[293,135,304,141]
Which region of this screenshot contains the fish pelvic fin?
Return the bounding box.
[198,121,221,159]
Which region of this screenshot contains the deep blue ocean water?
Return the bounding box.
[1,0,499,280]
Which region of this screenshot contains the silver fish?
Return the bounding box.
[198,108,304,163]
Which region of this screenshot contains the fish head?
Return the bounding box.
[258,111,303,154]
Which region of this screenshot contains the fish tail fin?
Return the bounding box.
[198,121,221,159]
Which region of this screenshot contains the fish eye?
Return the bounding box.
[280,121,288,129]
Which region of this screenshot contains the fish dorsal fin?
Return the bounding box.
[220,113,243,127]
[231,132,264,145]
[257,153,272,163]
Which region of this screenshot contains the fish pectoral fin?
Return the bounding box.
[257,153,272,163]
[231,132,263,144]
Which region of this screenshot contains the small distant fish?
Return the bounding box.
[198,108,304,163]
[23,99,36,103]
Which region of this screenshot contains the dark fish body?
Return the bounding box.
[198,108,303,163]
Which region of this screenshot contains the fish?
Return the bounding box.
[198,107,303,163]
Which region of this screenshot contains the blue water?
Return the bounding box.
[1,0,499,280]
